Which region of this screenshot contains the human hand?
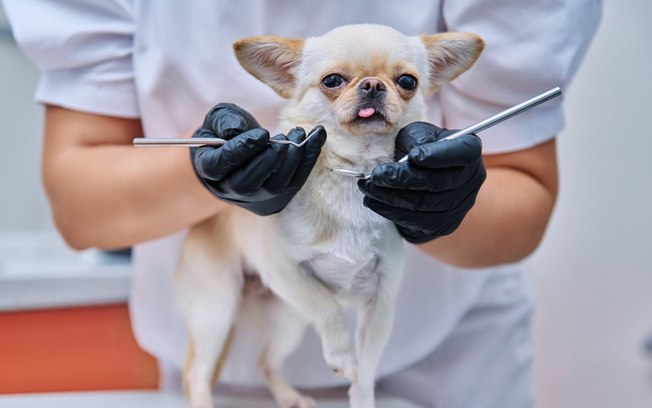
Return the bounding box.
[190,103,327,216]
[358,122,486,243]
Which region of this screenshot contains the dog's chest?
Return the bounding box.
[284,163,388,249]
[277,163,393,297]
[303,252,381,300]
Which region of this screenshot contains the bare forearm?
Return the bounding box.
[419,141,559,267]
[43,106,225,250]
[45,145,225,250]
[419,168,556,267]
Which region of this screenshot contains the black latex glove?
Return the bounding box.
[358,122,486,243]
[190,103,327,216]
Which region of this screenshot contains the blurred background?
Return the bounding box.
[526,1,652,406]
[0,1,650,407]
[0,3,157,394]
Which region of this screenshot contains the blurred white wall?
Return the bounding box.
[0,8,49,231]
[0,1,651,407]
[528,1,652,407]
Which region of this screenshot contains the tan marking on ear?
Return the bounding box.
[233,36,305,98]
[420,32,484,93]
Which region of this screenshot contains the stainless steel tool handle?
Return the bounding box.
[330,86,562,179]
[397,86,562,163]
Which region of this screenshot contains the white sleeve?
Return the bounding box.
[2,0,139,118]
[438,0,602,153]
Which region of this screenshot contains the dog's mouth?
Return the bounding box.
[340,98,398,135]
[351,106,390,127]
[357,107,379,119]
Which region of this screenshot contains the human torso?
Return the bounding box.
[131,0,506,387]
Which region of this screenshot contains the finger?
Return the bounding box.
[367,162,471,192]
[363,196,471,234]
[288,126,307,144]
[303,125,327,151]
[408,134,482,169]
[359,177,477,212]
[192,126,217,139]
[264,128,306,192]
[395,122,458,159]
[228,139,289,194]
[203,103,261,139]
[288,125,327,188]
[194,128,269,181]
[396,122,439,148]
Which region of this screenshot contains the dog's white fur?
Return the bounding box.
[175,24,483,408]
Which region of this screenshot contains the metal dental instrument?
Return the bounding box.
[133,127,321,148]
[330,86,563,179]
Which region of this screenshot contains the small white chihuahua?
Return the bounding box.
[175,24,483,408]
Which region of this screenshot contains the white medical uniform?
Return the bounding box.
[4,1,601,406]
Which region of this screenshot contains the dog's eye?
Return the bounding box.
[396,74,418,91]
[322,74,346,88]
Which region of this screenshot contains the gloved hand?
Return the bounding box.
[190,103,327,216]
[358,122,486,243]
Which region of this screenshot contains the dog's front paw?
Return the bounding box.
[349,383,375,408]
[278,394,318,408]
[188,382,214,408]
[189,392,214,408]
[325,347,358,383]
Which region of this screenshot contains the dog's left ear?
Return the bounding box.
[420,32,484,93]
[233,36,305,99]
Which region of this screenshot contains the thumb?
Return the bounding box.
[203,103,261,140]
[289,125,327,186]
[395,122,448,160]
[193,128,270,181]
[409,133,483,169]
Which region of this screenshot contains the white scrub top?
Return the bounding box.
[4,0,601,391]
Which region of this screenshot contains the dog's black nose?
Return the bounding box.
[359,78,386,98]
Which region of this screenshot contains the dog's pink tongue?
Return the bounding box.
[358,107,376,118]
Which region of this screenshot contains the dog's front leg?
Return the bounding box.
[349,290,396,408]
[262,257,357,383]
[350,234,404,408]
[258,298,316,408]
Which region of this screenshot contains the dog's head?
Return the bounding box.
[234,24,483,159]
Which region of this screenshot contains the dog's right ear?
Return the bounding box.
[233,36,305,99]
